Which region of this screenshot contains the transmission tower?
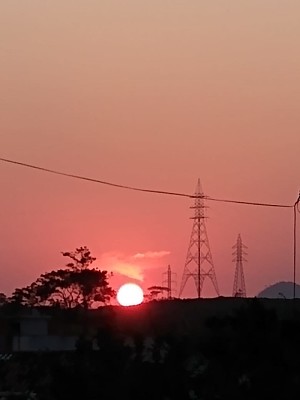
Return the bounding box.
[179,179,219,298]
[232,234,247,297]
[162,265,176,299]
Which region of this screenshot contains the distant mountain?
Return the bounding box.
[257,281,300,299]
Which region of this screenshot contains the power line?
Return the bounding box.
[0,156,294,208]
[208,196,292,209]
[0,157,191,199]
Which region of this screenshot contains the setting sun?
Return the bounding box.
[117,283,144,306]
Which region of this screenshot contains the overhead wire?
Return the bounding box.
[0,157,191,199]
[207,196,292,209]
[0,157,293,208]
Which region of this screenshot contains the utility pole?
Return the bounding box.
[293,191,300,299]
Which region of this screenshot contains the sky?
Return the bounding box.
[0,1,299,298]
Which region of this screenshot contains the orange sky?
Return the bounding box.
[0,1,299,298]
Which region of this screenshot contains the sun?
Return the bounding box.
[117,283,144,306]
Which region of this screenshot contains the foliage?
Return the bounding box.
[147,285,169,300]
[10,247,114,309]
[0,292,7,305]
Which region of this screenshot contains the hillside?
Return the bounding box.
[257,281,300,299]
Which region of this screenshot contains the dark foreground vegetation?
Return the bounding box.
[1,299,300,400]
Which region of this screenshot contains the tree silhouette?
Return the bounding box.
[0,292,7,305]
[10,247,114,308]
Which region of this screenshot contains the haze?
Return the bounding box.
[0,1,299,297]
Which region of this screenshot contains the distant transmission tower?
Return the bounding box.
[179,179,219,298]
[162,265,176,299]
[232,234,247,297]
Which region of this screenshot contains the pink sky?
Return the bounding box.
[0,1,299,298]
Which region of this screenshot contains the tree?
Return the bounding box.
[0,292,7,305]
[11,247,115,308]
[146,286,170,301]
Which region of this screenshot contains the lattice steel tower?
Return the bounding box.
[162,265,176,299]
[232,234,247,297]
[179,179,219,298]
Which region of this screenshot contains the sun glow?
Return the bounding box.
[117,283,144,306]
